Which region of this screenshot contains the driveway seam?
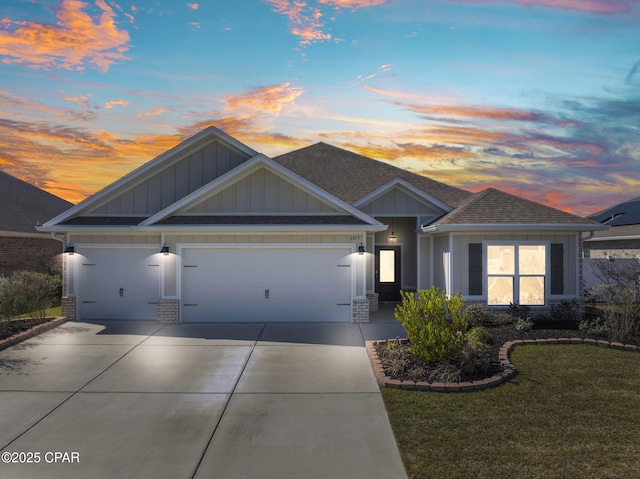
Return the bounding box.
[189,322,267,479]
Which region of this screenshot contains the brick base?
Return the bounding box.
[366,293,379,312]
[157,299,180,323]
[61,297,76,321]
[352,298,369,323]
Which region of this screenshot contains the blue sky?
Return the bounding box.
[0,0,639,215]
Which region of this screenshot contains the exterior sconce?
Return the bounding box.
[161,244,170,255]
[358,244,366,255]
[64,245,74,255]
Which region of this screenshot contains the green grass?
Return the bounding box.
[382,345,640,479]
[17,305,62,319]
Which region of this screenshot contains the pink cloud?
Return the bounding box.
[0,0,131,72]
[104,99,129,109]
[187,3,200,9]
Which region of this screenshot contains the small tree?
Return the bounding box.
[394,287,468,363]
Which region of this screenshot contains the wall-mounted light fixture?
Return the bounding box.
[64,245,74,255]
[161,244,170,255]
[358,244,366,255]
[389,218,397,243]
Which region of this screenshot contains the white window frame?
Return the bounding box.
[483,241,550,306]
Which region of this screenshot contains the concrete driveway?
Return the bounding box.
[0,319,408,479]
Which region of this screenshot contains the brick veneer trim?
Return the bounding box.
[366,337,640,393]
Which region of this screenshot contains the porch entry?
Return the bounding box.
[375,246,401,302]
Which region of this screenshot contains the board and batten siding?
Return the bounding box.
[88,141,248,216]
[452,233,578,296]
[358,186,446,216]
[185,168,340,214]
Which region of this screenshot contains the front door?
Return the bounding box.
[375,246,401,302]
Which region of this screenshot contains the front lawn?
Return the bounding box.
[383,344,640,479]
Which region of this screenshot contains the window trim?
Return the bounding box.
[482,241,551,306]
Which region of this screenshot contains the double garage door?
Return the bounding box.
[181,247,353,322]
[77,246,353,322]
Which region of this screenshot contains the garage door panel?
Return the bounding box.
[181,247,352,322]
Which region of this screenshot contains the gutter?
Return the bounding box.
[421,223,610,234]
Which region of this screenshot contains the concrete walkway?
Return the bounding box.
[0,319,408,479]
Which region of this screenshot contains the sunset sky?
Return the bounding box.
[1,0,639,215]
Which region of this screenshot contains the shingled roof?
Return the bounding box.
[427,188,604,228]
[0,170,73,235]
[273,142,472,208]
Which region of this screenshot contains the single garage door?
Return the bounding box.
[78,247,160,320]
[181,246,353,322]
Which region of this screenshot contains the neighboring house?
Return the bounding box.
[39,127,606,323]
[583,196,640,292]
[0,170,73,276]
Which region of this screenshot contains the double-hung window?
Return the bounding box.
[486,243,547,306]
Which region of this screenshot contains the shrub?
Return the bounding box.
[455,344,494,378]
[466,326,492,350]
[507,302,530,321]
[550,299,580,322]
[0,271,61,320]
[394,287,468,363]
[579,317,610,338]
[465,304,489,326]
[515,317,534,332]
[586,285,640,342]
[489,313,514,326]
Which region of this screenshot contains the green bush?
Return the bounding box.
[0,271,62,320]
[464,303,489,326]
[394,287,468,363]
[515,317,534,332]
[466,326,492,350]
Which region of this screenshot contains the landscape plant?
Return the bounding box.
[394,287,468,363]
[0,271,62,320]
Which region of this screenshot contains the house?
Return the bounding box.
[583,196,640,292]
[0,170,73,276]
[39,127,606,323]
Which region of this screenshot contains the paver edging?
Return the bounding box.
[366,336,640,393]
[0,316,69,352]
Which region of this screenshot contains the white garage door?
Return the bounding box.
[78,247,160,320]
[181,247,353,322]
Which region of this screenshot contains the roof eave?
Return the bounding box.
[585,234,640,242]
[38,224,388,234]
[421,223,610,234]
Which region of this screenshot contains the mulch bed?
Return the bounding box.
[374,322,640,385]
[0,317,69,351]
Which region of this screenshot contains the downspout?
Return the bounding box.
[50,232,68,297]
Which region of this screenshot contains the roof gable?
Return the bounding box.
[353,178,451,217]
[273,142,472,208]
[44,127,257,227]
[424,188,606,232]
[143,155,383,228]
[0,170,72,234]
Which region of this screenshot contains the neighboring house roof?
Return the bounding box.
[588,195,640,227]
[273,142,473,208]
[423,188,606,232]
[586,195,640,242]
[0,170,73,236]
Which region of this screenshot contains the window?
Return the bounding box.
[487,244,546,306]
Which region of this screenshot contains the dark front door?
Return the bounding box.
[375,246,401,302]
